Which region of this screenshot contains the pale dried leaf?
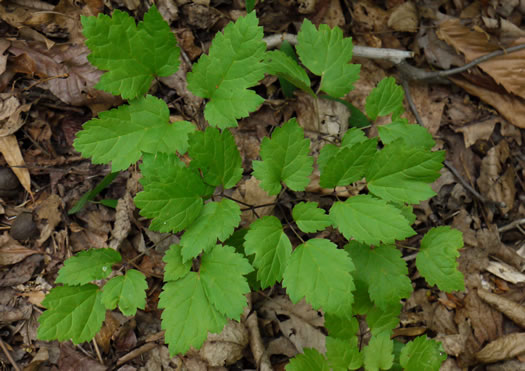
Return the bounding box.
[478,289,525,329]
[486,261,525,284]
[231,176,276,226]
[35,193,62,247]
[0,95,31,137]
[476,333,525,363]
[0,233,36,266]
[0,135,31,195]
[199,320,249,366]
[388,2,418,33]
[454,118,498,148]
[438,19,525,99]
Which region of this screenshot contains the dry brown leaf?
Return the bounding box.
[259,295,325,353]
[388,2,418,32]
[35,193,62,247]
[0,39,10,75]
[199,320,249,366]
[476,332,525,363]
[109,192,133,250]
[231,176,276,226]
[438,18,525,100]
[0,232,37,266]
[454,117,498,148]
[449,76,525,128]
[478,289,525,329]
[95,312,122,354]
[486,261,525,284]
[0,135,31,195]
[477,140,516,215]
[407,84,446,135]
[0,94,31,137]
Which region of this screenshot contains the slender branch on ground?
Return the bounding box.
[278,203,304,243]
[0,338,20,371]
[263,33,414,64]
[240,202,278,212]
[498,218,525,233]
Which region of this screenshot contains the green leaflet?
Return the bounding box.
[363,333,395,371]
[264,50,314,96]
[56,248,121,286]
[296,19,360,97]
[252,118,314,195]
[286,348,331,371]
[82,5,180,99]
[38,284,106,344]
[366,77,405,120]
[101,269,147,316]
[292,202,332,233]
[400,335,447,371]
[417,226,465,292]
[187,12,266,128]
[74,95,194,172]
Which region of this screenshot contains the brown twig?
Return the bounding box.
[116,342,157,367]
[0,338,20,371]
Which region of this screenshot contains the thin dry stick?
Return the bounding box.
[0,338,20,371]
[498,218,525,233]
[263,33,414,64]
[116,342,157,367]
[92,339,103,365]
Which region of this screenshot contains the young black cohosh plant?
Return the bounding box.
[37,6,462,370]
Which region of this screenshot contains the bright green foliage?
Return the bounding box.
[81,6,180,100]
[363,333,395,371]
[378,118,435,149]
[101,269,147,316]
[283,239,355,316]
[56,248,121,286]
[180,199,241,262]
[327,336,363,370]
[292,202,331,233]
[139,152,184,187]
[346,242,412,310]
[365,77,405,120]
[417,226,465,292]
[366,141,444,204]
[264,50,314,96]
[318,137,377,188]
[74,96,194,171]
[296,19,360,97]
[163,245,192,281]
[159,273,227,355]
[244,216,292,288]
[325,312,359,340]
[187,12,266,128]
[38,284,105,344]
[188,127,243,189]
[252,118,313,194]
[286,348,330,371]
[330,195,415,245]
[400,335,446,371]
[367,303,402,336]
[200,245,253,319]
[134,157,210,233]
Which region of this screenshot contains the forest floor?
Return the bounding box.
[0,0,525,370]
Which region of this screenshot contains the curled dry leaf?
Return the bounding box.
[0,94,31,137]
[0,135,31,195]
[477,140,516,215]
[0,232,37,266]
[438,18,525,100]
[388,2,418,33]
[476,332,525,363]
[231,176,276,226]
[199,320,249,366]
[478,289,525,329]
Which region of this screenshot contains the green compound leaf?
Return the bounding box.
[318,137,377,188]
[365,77,405,120]
[159,273,227,356]
[244,216,292,288]
[326,336,363,371]
[283,239,355,316]
[200,245,253,319]
[417,226,465,292]
[378,118,435,150]
[252,118,313,195]
[325,312,359,340]
[367,303,402,336]
[366,141,444,204]
[296,19,360,98]
[330,195,416,246]
[345,242,413,310]
[180,199,241,262]
[56,248,121,286]
[187,12,266,128]
[74,95,195,172]
[101,269,147,316]
[400,335,447,371]
[38,284,105,344]
[264,50,314,96]
[188,127,243,189]
[286,348,330,371]
[82,5,180,100]
[292,202,332,233]
[363,332,395,371]
[134,155,210,233]
[163,244,192,281]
